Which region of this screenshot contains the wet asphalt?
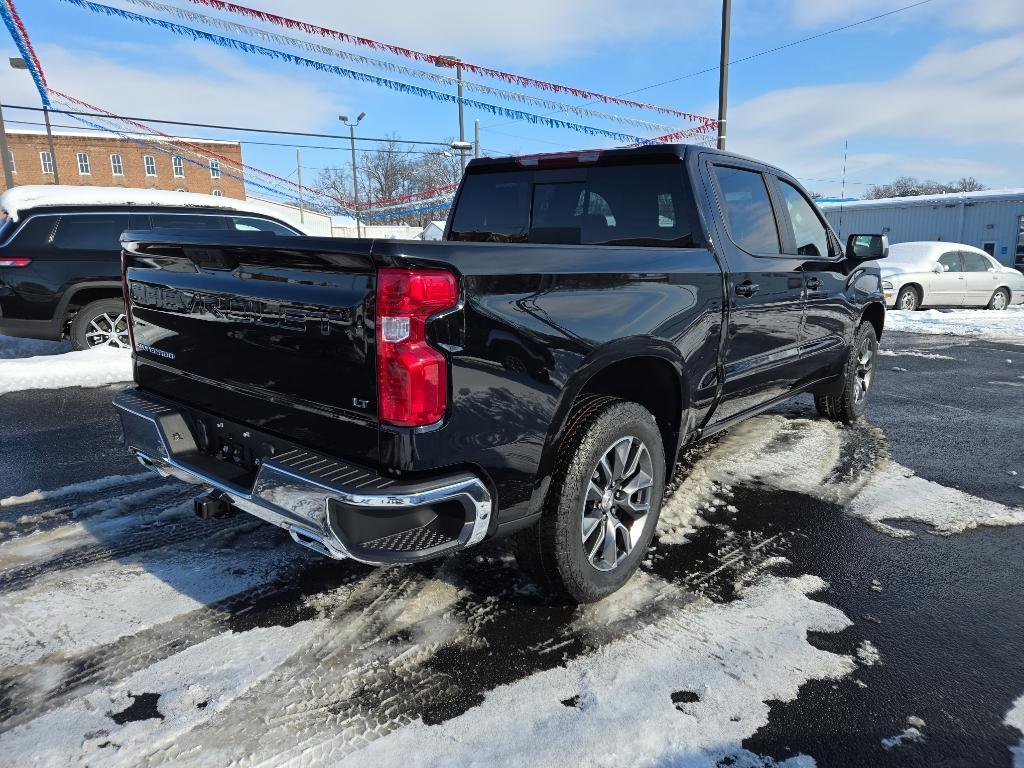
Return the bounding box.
[1,329,1022,767]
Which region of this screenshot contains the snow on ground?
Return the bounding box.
[877,349,956,360]
[1007,695,1024,767]
[0,347,132,394]
[0,334,71,359]
[334,575,853,768]
[847,464,1024,538]
[0,620,323,768]
[885,306,1024,343]
[1,473,151,508]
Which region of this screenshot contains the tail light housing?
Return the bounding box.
[376,268,458,427]
[0,257,31,267]
[120,249,136,352]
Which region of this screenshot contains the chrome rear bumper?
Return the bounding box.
[113,388,492,565]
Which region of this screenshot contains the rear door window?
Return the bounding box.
[961,251,991,272]
[448,162,701,247]
[712,166,781,254]
[937,251,962,272]
[50,214,131,251]
[228,216,299,235]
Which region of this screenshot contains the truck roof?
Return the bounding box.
[465,142,778,173]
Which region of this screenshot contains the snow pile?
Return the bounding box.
[0,334,70,359]
[885,305,1024,343]
[877,349,956,360]
[847,464,1024,537]
[0,346,132,394]
[1007,695,1024,767]
[332,575,854,767]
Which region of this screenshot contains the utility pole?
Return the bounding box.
[474,119,480,159]
[295,147,305,224]
[716,0,731,150]
[0,98,13,190]
[436,55,466,172]
[339,112,366,238]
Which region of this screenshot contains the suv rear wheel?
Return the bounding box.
[70,298,130,351]
[515,398,666,603]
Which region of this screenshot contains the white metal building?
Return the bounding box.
[820,189,1024,268]
[419,221,446,240]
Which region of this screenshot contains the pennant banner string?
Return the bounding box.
[114,0,688,135]
[59,0,661,146]
[185,0,715,126]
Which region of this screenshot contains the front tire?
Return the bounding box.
[988,288,1009,311]
[814,322,878,424]
[70,298,130,351]
[895,285,920,311]
[515,398,666,603]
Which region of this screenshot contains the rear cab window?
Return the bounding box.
[448,159,702,248]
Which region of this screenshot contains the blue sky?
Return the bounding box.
[1,0,1021,202]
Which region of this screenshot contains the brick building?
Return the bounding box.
[0,129,245,199]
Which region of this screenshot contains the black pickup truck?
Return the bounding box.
[114,144,887,602]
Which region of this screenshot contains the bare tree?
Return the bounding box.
[866,175,988,199]
[314,166,353,214]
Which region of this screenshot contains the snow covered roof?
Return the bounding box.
[7,128,239,145]
[0,185,297,223]
[819,188,1024,210]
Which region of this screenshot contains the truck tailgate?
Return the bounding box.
[122,232,380,463]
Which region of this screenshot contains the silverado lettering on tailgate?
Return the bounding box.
[128,281,352,335]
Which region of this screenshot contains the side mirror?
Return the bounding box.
[932,262,944,273]
[846,233,889,261]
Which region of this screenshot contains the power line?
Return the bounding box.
[619,0,936,96]
[2,118,458,155]
[2,103,456,147]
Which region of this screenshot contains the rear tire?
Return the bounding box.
[814,322,878,424]
[988,288,1009,311]
[70,298,130,351]
[895,285,920,311]
[515,398,665,603]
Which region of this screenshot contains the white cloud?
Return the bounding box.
[728,33,1024,193]
[787,0,1023,31]
[249,0,718,64]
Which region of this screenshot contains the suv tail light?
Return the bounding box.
[376,268,458,427]
[0,257,31,267]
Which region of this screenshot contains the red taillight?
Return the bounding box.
[0,257,31,267]
[376,268,458,427]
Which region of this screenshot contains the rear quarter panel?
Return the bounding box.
[372,239,724,526]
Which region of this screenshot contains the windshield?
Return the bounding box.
[449,161,702,248]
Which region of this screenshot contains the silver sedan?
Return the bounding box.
[878,242,1024,311]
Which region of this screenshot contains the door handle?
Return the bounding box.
[806,277,821,290]
[735,282,760,297]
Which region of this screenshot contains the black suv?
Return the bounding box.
[0,194,301,349]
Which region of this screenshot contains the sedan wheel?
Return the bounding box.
[988,289,1009,311]
[896,286,919,311]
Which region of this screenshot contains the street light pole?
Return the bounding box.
[716,0,731,150]
[435,55,466,172]
[10,57,58,183]
[0,98,13,190]
[340,112,366,238]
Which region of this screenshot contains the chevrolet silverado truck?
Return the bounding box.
[113,144,888,602]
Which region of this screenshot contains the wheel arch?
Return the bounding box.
[58,281,125,327]
[861,301,885,340]
[537,340,687,491]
